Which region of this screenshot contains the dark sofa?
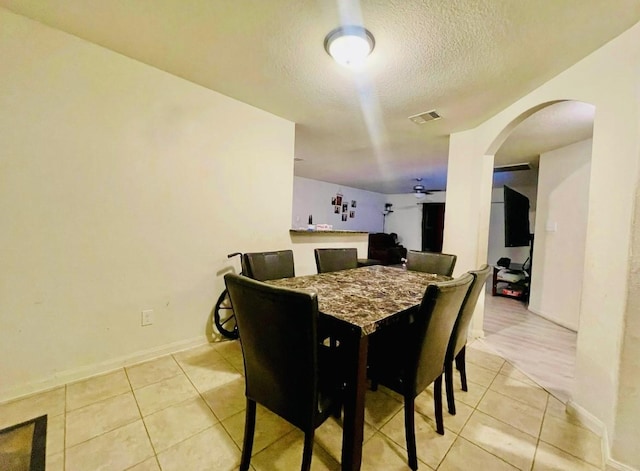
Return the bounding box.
[368,233,407,265]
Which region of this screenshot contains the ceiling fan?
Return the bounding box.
[412,178,433,199]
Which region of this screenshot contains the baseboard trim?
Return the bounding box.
[526,306,578,332]
[0,336,210,404]
[567,400,639,471]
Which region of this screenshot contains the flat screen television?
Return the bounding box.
[503,185,531,247]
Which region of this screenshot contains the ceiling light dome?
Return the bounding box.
[324,25,375,67]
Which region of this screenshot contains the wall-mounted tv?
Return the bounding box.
[503,185,531,247]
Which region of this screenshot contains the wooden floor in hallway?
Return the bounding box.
[482,291,577,404]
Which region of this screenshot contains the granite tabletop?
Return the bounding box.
[266,265,449,335]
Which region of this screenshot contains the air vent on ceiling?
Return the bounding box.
[408,110,441,125]
[494,162,532,173]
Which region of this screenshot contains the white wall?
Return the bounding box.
[0,9,295,401]
[290,233,369,276]
[445,22,640,468]
[385,192,446,251]
[528,140,591,331]
[292,176,385,232]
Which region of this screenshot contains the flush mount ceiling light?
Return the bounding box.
[324,25,375,66]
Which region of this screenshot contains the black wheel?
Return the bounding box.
[214,289,239,340]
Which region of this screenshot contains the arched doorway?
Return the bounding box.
[482,100,595,402]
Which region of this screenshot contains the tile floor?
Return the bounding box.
[0,338,602,471]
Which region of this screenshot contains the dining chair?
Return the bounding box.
[314,247,358,273]
[405,250,457,276]
[243,249,295,281]
[368,273,473,470]
[444,264,492,415]
[224,273,342,471]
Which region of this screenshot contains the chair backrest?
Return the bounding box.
[410,273,473,396]
[447,264,492,360]
[406,250,457,276]
[243,250,295,281]
[224,273,319,431]
[314,248,358,273]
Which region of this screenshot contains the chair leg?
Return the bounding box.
[240,399,257,471]
[434,376,444,435]
[404,397,418,471]
[444,359,456,415]
[301,430,315,471]
[455,346,468,392]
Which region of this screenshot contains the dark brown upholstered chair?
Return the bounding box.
[444,264,492,415]
[368,233,407,265]
[243,250,295,281]
[314,248,358,273]
[224,273,341,471]
[406,250,457,277]
[368,274,473,470]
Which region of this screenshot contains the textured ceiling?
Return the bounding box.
[2,0,639,193]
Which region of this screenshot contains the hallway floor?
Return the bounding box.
[1,334,600,470]
[483,293,577,403]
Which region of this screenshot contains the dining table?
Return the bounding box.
[266,264,450,471]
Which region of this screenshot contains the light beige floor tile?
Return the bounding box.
[446,375,489,409]
[360,432,433,470]
[133,374,198,417]
[222,405,295,455]
[213,339,245,372]
[363,388,403,430]
[414,386,474,434]
[532,441,602,471]
[65,420,154,471]
[477,390,545,438]
[46,451,64,471]
[173,343,226,369]
[0,387,65,429]
[226,353,246,374]
[144,396,218,452]
[466,345,506,372]
[380,408,456,469]
[250,429,340,471]
[46,413,65,455]
[200,376,246,420]
[182,356,243,393]
[539,414,602,468]
[460,410,537,470]
[66,391,140,447]
[438,437,519,471]
[490,373,549,411]
[212,340,245,373]
[464,362,500,388]
[127,457,161,470]
[314,415,376,464]
[500,362,541,387]
[126,355,183,390]
[157,424,240,471]
[545,396,567,419]
[66,370,130,411]
[544,396,585,428]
